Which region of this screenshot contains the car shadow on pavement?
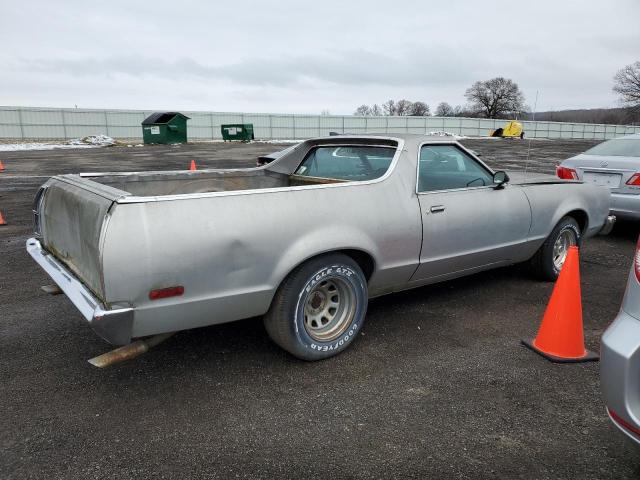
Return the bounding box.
[610,219,639,241]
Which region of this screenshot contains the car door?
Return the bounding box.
[410,143,531,282]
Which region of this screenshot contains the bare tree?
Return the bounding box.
[358,99,429,116]
[354,105,372,116]
[409,101,430,116]
[435,102,454,117]
[613,61,640,111]
[320,109,331,116]
[464,77,525,118]
[395,99,413,116]
[382,100,396,116]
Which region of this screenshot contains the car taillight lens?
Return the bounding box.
[635,236,640,283]
[556,166,578,180]
[626,173,640,186]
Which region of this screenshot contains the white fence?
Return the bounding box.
[1,106,639,141]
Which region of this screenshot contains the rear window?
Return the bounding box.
[294,145,396,181]
[584,138,640,157]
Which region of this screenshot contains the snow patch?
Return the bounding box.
[258,139,300,144]
[0,134,116,152]
[428,131,466,139]
[0,143,93,152]
[67,134,116,146]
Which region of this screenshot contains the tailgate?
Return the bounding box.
[37,176,125,301]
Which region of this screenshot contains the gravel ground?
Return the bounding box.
[1,138,639,479]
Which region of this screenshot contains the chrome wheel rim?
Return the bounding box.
[553,229,577,271]
[303,277,356,342]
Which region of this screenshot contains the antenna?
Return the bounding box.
[524,90,539,177]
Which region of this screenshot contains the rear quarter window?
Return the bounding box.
[294,145,396,181]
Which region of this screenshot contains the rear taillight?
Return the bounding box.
[556,166,578,180]
[626,173,640,186]
[635,236,640,283]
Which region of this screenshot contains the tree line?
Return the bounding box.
[354,100,430,117]
[353,62,640,125]
[354,77,525,119]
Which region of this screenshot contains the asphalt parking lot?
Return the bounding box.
[1,138,639,479]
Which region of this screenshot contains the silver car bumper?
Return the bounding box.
[611,193,640,221]
[26,238,133,345]
[601,308,640,444]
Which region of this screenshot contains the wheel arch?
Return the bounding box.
[565,209,589,234]
[264,246,377,316]
[339,248,376,281]
[281,248,376,284]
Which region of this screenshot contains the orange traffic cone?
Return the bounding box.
[189,160,197,171]
[0,160,5,172]
[0,211,6,226]
[522,246,598,363]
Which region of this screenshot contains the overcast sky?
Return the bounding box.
[1,0,638,114]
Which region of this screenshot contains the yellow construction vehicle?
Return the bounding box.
[490,120,524,138]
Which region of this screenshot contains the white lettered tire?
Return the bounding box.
[529,216,581,281]
[264,253,368,360]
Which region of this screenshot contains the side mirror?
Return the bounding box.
[493,171,509,189]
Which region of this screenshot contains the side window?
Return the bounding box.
[294,145,396,181]
[418,145,493,192]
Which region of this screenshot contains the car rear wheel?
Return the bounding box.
[264,253,368,361]
[529,216,581,281]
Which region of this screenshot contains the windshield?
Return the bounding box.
[583,138,640,157]
[294,145,396,181]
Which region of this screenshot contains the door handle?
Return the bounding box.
[430,205,445,213]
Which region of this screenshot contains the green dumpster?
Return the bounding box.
[142,112,190,144]
[221,124,254,142]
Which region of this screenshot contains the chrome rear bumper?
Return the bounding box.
[26,238,133,345]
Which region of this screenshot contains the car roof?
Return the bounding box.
[324,133,462,140]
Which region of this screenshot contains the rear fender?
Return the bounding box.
[268,226,380,297]
[523,183,608,241]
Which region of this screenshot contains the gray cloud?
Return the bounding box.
[1,0,639,113]
[20,46,482,88]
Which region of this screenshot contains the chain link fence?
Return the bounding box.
[1,106,639,141]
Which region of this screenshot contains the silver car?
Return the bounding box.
[558,133,640,220]
[601,236,640,444]
[27,134,614,361]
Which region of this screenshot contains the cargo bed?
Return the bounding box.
[86,168,342,197]
[35,167,343,301]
